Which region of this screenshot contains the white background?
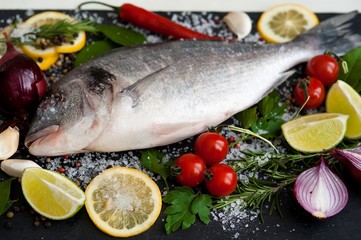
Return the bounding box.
[0,0,360,12]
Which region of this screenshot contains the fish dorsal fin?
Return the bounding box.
[121,65,170,107]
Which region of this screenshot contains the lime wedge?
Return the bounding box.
[326,80,361,139]
[281,113,348,152]
[21,167,85,220]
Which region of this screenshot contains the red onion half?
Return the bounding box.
[294,157,348,219]
[333,146,361,183]
[0,32,47,117]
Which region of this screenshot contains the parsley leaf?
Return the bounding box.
[140,149,171,187]
[338,46,361,93]
[237,90,286,138]
[163,187,212,234]
[190,194,212,224]
[0,178,16,216]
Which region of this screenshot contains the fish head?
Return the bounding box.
[25,66,116,156]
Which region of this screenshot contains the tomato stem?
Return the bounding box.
[324,50,349,75]
[170,165,182,176]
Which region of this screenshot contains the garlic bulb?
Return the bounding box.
[224,11,252,40]
[0,126,19,160]
[1,159,41,178]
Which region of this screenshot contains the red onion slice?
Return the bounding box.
[333,147,361,183]
[294,157,348,218]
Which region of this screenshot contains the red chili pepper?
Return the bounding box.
[78,1,221,40]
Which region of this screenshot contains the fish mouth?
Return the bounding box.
[25,125,60,148]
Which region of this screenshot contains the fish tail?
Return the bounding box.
[293,11,361,55]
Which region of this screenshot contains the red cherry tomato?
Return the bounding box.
[306,54,339,86]
[205,164,237,197]
[294,77,326,109]
[174,153,206,187]
[194,132,229,165]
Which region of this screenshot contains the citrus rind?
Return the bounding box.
[21,167,86,220]
[18,11,86,70]
[281,113,348,153]
[326,80,361,139]
[85,167,162,237]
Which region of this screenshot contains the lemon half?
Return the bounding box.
[85,167,162,237]
[257,3,319,43]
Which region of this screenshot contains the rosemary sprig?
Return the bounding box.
[213,150,322,220]
[213,174,296,222]
[1,19,98,46]
[230,150,321,174]
[30,19,98,40]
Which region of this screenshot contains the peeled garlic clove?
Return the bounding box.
[0,126,19,160]
[224,11,252,40]
[1,159,41,177]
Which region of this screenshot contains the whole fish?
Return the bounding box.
[25,12,361,156]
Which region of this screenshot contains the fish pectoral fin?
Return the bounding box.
[152,122,206,145]
[277,69,296,86]
[121,65,170,107]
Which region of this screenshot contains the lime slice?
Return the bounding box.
[326,80,361,139]
[281,113,348,152]
[21,167,85,220]
[257,3,319,43]
[85,167,162,237]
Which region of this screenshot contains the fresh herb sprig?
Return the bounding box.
[6,19,98,46]
[236,90,287,138]
[338,46,361,93]
[140,149,172,188]
[32,19,99,40]
[163,187,212,234]
[214,150,326,221]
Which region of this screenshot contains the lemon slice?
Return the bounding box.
[257,3,319,43]
[85,167,162,237]
[19,11,86,70]
[21,45,58,59]
[326,80,361,139]
[34,53,60,71]
[21,167,86,220]
[281,113,348,153]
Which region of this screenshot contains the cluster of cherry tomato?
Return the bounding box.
[172,132,237,197]
[294,53,340,109]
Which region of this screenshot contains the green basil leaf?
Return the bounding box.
[95,24,146,46]
[0,178,15,216]
[74,40,117,67]
[338,46,361,93]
